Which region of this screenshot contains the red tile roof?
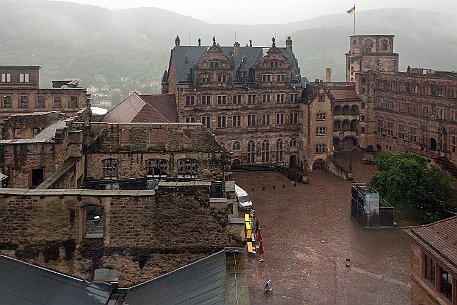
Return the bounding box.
[140,94,177,122]
[329,88,361,101]
[102,93,177,123]
[404,216,457,274]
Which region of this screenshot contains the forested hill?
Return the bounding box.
[1,0,456,96]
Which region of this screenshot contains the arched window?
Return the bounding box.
[334,120,341,131]
[289,138,297,147]
[276,139,283,162]
[351,105,359,115]
[365,39,373,53]
[232,141,241,150]
[247,141,255,164]
[261,140,270,163]
[334,106,342,116]
[146,159,168,177]
[381,39,389,51]
[350,120,358,131]
[342,105,350,115]
[342,120,350,131]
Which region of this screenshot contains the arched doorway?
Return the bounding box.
[376,144,382,152]
[429,138,437,151]
[342,137,357,151]
[312,159,326,171]
[333,137,341,152]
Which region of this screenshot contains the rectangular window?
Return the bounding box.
[185,117,195,123]
[201,116,211,128]
[316,113,327,121]
[19,95,29,108]
[276,113,284,125]
[201,75,210,83]
[232,115,241,127]
[210,61,220,68]
[217,95,227,105]
[248,114,256,126]
[233,95,242,104]
[409,127,417,143]
[387,121,393,136]
[14,128,21,138]
[53,96,62,108]
[2,95,12,108]
[451,109,457,122]
[424,254,435,285]
[36,96,45,108]
[19,73,30,83]
[437,107,445,120]
[185,95,195,106]
[103,159,118,178]
[83,205,104,238]
[276,74,285,82]
[261,114,270,126]
[315,144,326,154]
[276,94,285,104]
[69,96,78,108]
[316,127,326,136]
[261,74,272,82]
[440,268,453,301]
[1,73,11,82]
[377,119,384,134]
[247,94,256,104]
[452,136,456,154]
[201,95,211,106]
[318,94,325,102]
[262,94,271,104]
[217,74,227,83]
[291,113,299,124]
[398,124,405,139]
[217,116,226,128]
[290,93,298,103]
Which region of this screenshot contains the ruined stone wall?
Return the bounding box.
[0,188,230,286]
[0,142,66,188]
[1,111,64,140]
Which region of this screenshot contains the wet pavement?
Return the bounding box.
[233,163,411,305]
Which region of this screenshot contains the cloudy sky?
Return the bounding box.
[56,0,456,24]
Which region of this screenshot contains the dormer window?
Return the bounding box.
[201,74,210,83]
[270,61,279,68]
[19,73,30,83]
[210,61,220,69]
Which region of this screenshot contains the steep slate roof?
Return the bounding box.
[0,255,112,305]
[0,250,228,305]
[404,216,457,274]
[123,250,226,305]
[102,93,177,123]
[170,44,304,88]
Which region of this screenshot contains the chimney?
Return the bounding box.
[286,36,292,50]
[233,41,240,58]
[325,68,332,82]
[249,40,252,47]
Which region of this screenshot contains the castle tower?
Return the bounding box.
[345,35,399,83]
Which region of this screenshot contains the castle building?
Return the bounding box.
[161,36,306,168]
[0,66,90,139]
[347,35,457,167]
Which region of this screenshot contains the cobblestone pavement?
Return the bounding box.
[233,166,410,305]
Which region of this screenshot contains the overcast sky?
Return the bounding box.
[55,0,456,24]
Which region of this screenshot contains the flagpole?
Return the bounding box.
[353,4,356,36]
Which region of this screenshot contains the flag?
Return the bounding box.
[347,5,356,15]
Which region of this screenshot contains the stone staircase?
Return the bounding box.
[433,156,457,177]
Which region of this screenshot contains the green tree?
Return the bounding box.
[369,152,455,223]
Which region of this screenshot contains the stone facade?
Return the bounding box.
[300,81,361,170]
[163,37,304,168]
[0,66,90,139]
[0,187,230,287]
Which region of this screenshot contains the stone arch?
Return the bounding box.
[350,119,358,131]
[351,105,359,115]
[312,159,326,171]
[334,120,341,131]
[376,144,382,152]
[334,105,342,116]
[342,120,350,131]
[342,105,350,115]
[342,137,357,151]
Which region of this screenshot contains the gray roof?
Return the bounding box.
[123,250,227,305]
[170,45,303,88]
[0,255,112,305]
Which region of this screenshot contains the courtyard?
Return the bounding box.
[233,163,411,305]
